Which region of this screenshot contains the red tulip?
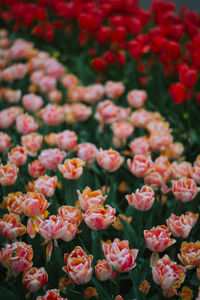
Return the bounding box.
[179,65,198,88]
[169,83,187,104]
[91,57,106,72]
[166,41,181,60]
[96,26,111,45]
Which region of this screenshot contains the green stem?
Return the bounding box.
[105,171,109,195]
[137,211,143,249]
[115,272,120,296]
[92,230,103,263]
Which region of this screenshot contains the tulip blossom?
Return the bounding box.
[170,161,193,179]
[152,255,186,297]
[127,89,147,108]
[172,178,199,202]
[161,142,184,160]
[105,81,125,99]
[22,93,43,112]
[97,148,124,172]
[21,133,43,156]
[44,133,57,146]
[39,148,66,170]
[41,104,64,126]
[185,211,199,227]
[129,109,151,127]
[169,82,187,104]
[8,146,28,166]
[126,185,155,211]
[0,242,33,276]
[166,214,192,238]
[58,158,85,180]
[63,246,93,284]
[144,225,176,252]
[23,267,48,292]
[111,121,134,139]
[21,192,49,238]
[35,175,57,197]
[0,163,19,185]
[0,213,26,241]
[77,186,107,211]
[83,205,116,230]
[36,289,67,300]
[39,215,67,259]
[129,136,150,156]
[95,259,117,281]
[127,155,153,177]
[58,205,82,229]
[0,132,11,152]
[28,160,46,178]
[102,238,138,273]
[84,287,98,300]
[0,107,22,129]
[77,143,97,164]
[178,241,200,269]
[16,113,38,134]
[2,192,24,214]
[56,130,78,152]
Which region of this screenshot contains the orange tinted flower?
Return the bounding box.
[97,148,124,172]
[171,162,193,180]
[36,289,67,300]
[16,113,38,134]
[0,242,33,276]
[2,192,24,214]
[129,136,150,156]
[95,259,117,281]
[77,186,106,211]
[144,225,176,252]
[58,206,82,229]
[44,133,57,146]
[0,163,19,185]
[178,241,200,269]
[56,130,78,152]
[162,142,184,160]
[172,178,199,202]
[105,81,125,99]
[111,121,134,139]
[126,185,154,211]
[167,214,192,238]
[0,132,11,152]
[8,146,28,166]
[21,133,43,156]
[84,287,98,299]
[179,286,193,300]
[63,246,93,284]
[102,238,138,273]
[127,155,153,178]
[0,213,26,240]
[185,211,199,227]
[83,205,116,230]
[58,158,85,179]
[35,175,57,197]
[28,159,46,178]
[23,267,48,292]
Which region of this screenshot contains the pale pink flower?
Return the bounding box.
[97,148,124,172]
[41,104,65,126]
[8,146,28,166]
[105,81,125,99]
[22,93,43,112]
[39,148,66,170]
[83,205,116,230]
[127,155,153,177]
[23,267,48,293]
[16,113,38,134]
[127,89,147,108]
[35,175,57,197]
[129,136,150,156]
[77,143,97,164]
[21,133,43,156]
[0,132,11,152]
[126,185,155,211]
[56,130,78,152]
[172,178,199,202]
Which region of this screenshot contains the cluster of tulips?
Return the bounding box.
[1,0,200,106]
[0,29,199,300]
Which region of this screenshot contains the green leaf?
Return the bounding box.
[0,288,15,300]
[91,278,111,300]
[119,217,138,249]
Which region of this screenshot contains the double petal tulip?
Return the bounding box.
[77,186,107,211]
[95,259,117,281]
[83,205,116,230]
[126,185,154,211]
[56,130,78,152]
[16,113,38,134]
[2,192,24,214]
[21,133,43,156]
[127,155,153,177]
[0,242,33,276]
[63,246,93,284]
[166,214,192,238]
[77,143,97,165]
[39,148,66,170]
[0,213,26,241]
[0,163,19,185]
[127,89,147,108]
[172,178,199,202]
[8,146,28,166]
[97,148,124,172]
[152,255,186,297]
[0,132,11,152]
[102,238,138,273]
[58,158,85,179]
[35,175,57,197]
[58,205,82,229]
[36,289,67,300]
[28,160,46,178]
[23,267,48,292]
[178,241,200,269]
[144,225,176,252]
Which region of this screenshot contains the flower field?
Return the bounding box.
[0,0,200,299]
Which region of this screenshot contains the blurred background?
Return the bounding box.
[139,0,200,11]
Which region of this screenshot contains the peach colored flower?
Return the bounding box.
[0,132,11,152]
[38,76,56,93]
[22,93,43,112]
[0,107,23,129]
[77,186,106,211]
[44,133,57,147]
[1,192,24,214]
[21,133,43,156]
[8,146,28,166]
[129,109,151,127]
[84,287,98,300]
[68,86,85,103]
[162,142,184,160]
[179,286,193,300]
[35,175,57,197]
[149,132,173,151]
[83,205,116,230]
[0,163,19,185]
[77,143,97,164]
[28,160,46,178]
[97,148,124,172]
[41,104,64,126]
[58,158,85,179]
[48,89,62,103]
[58,206,82,229]
[111,121,134,139]
[185,211,199,227]
[102,238,138,273]
[146,120,170,134]
[126,185,155,211]
[171,161,193,179]
[16,113,38,134]
[56,130,78,151]
[105,81,125,99]
[166,214,192,238]
[129,136,150,156]
[95,259,117,281]
[0,213,26,240]
[23,267,48,292]
[127,155,153,177]
[178,241,200,269]
[39,148,66,170]
[0,242,33,276]
[152,255,186,297]
[144,225,176,252]
[127,89,147,108]
[63,246,93,284]
[172,178,199,202]
[71,103,92,122]
[36,289,67,300]
[95,100,120,125]
[61,73,79,88]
